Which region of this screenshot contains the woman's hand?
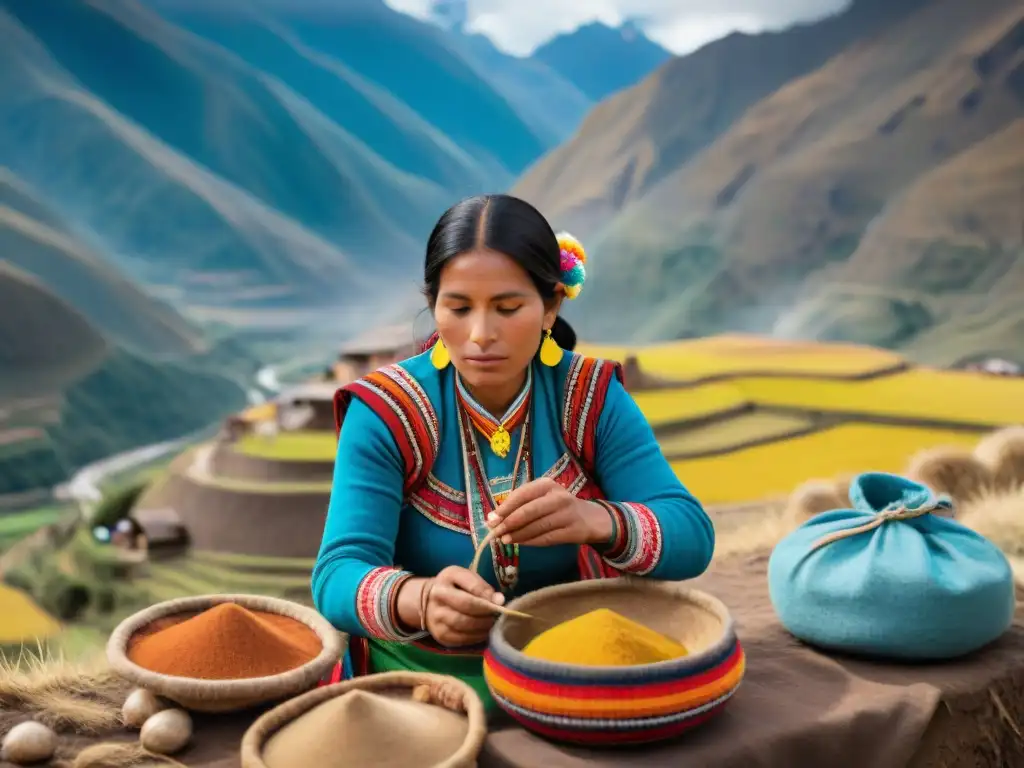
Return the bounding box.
[422,566,505,648]
[487,477,614,547]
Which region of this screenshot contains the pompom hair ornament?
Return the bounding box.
[557,232,587,299]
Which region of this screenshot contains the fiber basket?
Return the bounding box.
[240,671,487,768]
[106,594,345,713]
[483,578,744,746]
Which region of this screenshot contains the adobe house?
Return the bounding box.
[275,381,343,432]
[332,323,419,382]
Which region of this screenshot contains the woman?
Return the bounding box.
[312,194,714,705]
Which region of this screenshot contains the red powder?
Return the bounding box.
[127,603,321,680]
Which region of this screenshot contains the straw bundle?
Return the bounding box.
[974,426,1024,492]
[905,446,993,504]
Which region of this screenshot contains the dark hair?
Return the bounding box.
[421,194,576,352]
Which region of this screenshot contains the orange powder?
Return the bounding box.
[127,603,322,680]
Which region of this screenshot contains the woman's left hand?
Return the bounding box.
[487,477,613,547]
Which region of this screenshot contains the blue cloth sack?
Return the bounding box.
[768,471,1015,660]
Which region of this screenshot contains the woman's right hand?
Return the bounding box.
[422,566,505,647]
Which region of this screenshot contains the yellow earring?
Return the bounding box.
[539,329,563,367]
[430,337,450,370]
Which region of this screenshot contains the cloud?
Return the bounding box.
[385,0,852,55]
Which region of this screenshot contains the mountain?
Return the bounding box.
[774,118,1024,365]
[0,3,394,316]
[0,263,108,402]
[518,0,1024,364]
[447,32,592,145]
[0,171,204,357]
[532,21,672,103]
[0,260,248,495]
[513,0,932,237]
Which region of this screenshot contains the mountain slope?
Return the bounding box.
[532,22,671,102]
[0,171,205,357]
[247,0,546,175]
[573,0,1024,353]
[0,262,247,495]
[0,6,389,315]
[0,263,108,401]
[451,32,592,145]
[513,0,931,236]
[1,0,436,256]
[145,0,494,196]
[775,118,1024,363]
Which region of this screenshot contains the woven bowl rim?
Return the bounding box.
[106,593,345,699]
[238,671,487,768]
[487,577,737,681]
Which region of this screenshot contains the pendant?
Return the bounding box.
[489,426,511,458]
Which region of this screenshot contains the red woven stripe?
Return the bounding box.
[501,700,727,744]
[337,370,437,497]
[483,642,743,701]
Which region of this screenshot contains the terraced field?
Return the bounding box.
[234,431,336,461]
[0,506,69,550]
[0,583,59,650]
[134,549,313,605]
[133,335,1024,541]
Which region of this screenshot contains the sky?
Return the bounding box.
[384,0,853,56]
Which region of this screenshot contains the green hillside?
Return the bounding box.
[516,0,1024,363]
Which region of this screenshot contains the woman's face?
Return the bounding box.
[434,248,559,391]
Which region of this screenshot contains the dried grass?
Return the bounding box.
[69,742,187,768]
[974,426,1024,492]
[905,446,995,502]
[715,508,795,560]
[782,479,846,527]
[958,484,1024,558]
[0,647,127,736]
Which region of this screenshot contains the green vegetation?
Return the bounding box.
[0,348,247,496]
[235,430,335,461]
[0,506,72,550]
[91,477,151,528]
[190,549,316,571]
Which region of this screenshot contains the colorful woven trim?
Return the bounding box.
[561,355,623,468]
[354,567,428,643]
[337,365,440,496]
[456,367,532,458]
[594,501,663,575]
[483,637,745,745]
[409,474,471,533]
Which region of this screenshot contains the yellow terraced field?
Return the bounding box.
[580,334,904,381]
[240,402,278,423]
[235,430,336,461]
[632,383,749,425]
[658,411,815,457]
[737,368,1024,427]
[0,584,60,645]
[672,423,982,505]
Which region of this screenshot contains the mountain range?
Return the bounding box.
[514,0,1024,362]
[0,0,669,492]
[4,0,1022,495]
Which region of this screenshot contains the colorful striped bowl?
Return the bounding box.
[483,578,744,746]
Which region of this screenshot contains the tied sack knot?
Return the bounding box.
[808,495,953,552]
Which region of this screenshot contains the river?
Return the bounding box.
[54,365,282,516]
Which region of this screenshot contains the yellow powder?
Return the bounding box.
[522,608,688,667]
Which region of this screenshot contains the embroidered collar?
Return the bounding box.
[455,367,532,459]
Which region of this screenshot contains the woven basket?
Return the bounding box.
[240,671,487,768]
[106,594,345,713]
[484,577,744,746]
